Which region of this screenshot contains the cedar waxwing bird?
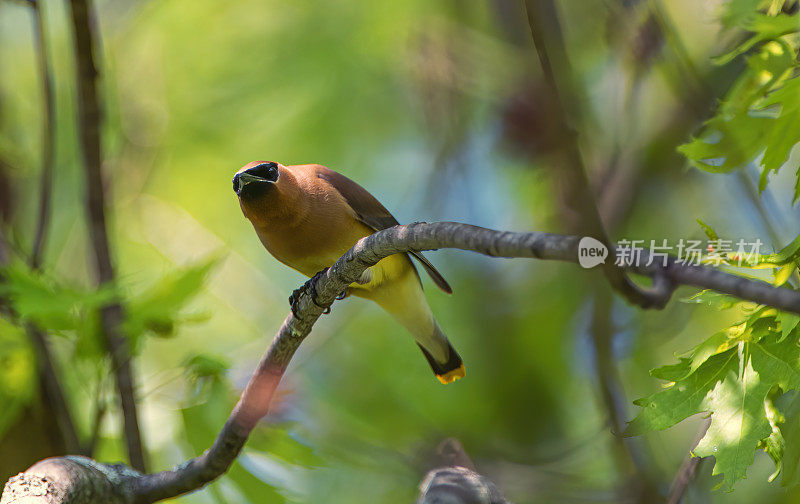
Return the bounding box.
[233,161,465,384]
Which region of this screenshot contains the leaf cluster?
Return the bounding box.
[626,300,800,489]
[628,219,800,488]
[679,0,800,201]
[0,256,220,445]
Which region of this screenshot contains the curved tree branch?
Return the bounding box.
[3,222,799,503]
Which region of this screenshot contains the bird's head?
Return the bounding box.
[233,161,281,200]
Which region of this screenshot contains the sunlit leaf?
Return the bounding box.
[694,359,773,490]
[714,13,800,64]
[683,289,743,311]
[697,219,720,241]
[680,7,800,198]
[777,311,800,342]
[776,263,795,285]
[624,350,737,436]
[628,309,800,488]
[761,393,785,482]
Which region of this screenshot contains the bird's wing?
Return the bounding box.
[316,166,453,294]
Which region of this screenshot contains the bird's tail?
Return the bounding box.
[417,323,465,385]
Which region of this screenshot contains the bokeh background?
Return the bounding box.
[1,0,800,502]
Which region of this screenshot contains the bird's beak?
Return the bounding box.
[235,172,266,195]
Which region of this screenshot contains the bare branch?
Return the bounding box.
[1,457,139,504]
[29,0,54,271]
[26,326,82,455]
[3,221,800,504]
[66,0,146,472]
[667,419,711,504]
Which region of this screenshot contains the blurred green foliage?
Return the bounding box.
[0,317,35,440]
[2,0,800,502]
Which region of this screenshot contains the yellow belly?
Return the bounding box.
[254,214,438,359]
[253,216,417,294]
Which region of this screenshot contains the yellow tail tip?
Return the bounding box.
[436,364,466,385]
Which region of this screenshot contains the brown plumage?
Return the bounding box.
[233,161,464,384]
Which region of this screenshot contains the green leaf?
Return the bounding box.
[780,391,800,485]
[624,350,737,436]
[757,77,800,178]
[750,336,800,389]
[687,330,740,375]
[765,233,800,265]
[694,358,773,490]
[0,264,115,333]
[714,14,800,64]
[697,219,720,241]
[629,309,800,488]
[720,0,769,30]
[680,30,800,196]
[777,311,800,342]
[184,353,231,382]
[123,256,219,343]
[685,307,775,374]
[650,358,693,382]
[762,393,785,481]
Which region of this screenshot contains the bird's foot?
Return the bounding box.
[308,268,332,313]
[288,268,333,318]
[288,286,305,319]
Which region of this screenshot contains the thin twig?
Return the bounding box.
[520,7,688,494]
[30,0,54,270]
[737,171,800,287]
[589,291,632,457]
[86,395,106,457]
[523,0,670,310]
[21,0,84,457]
[667,418,711,504]
[66,0,146,472]
[26,326,82,454]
